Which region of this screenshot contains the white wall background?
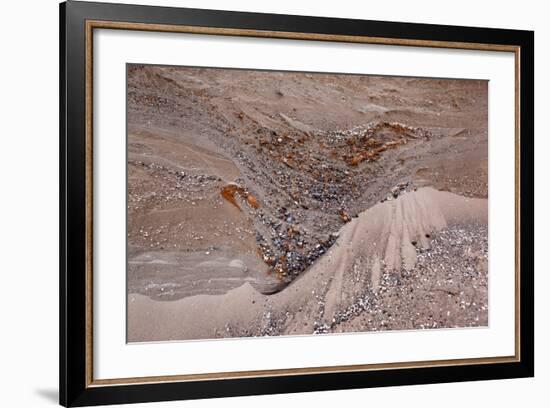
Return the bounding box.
[0,0,544,407]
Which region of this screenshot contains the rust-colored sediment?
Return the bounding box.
[221,184,261,210]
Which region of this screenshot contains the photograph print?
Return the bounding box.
[126,65,488,343]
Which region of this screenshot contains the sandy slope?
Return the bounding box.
[126,66,488,341]
[127,67,487,290]
[128,187,487,342]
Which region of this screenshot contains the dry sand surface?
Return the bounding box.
[126,65,488,342]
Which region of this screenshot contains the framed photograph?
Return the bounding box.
[60,1,534,406]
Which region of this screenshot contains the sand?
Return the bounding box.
[126,66,488,342]
[128,187,487,342]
